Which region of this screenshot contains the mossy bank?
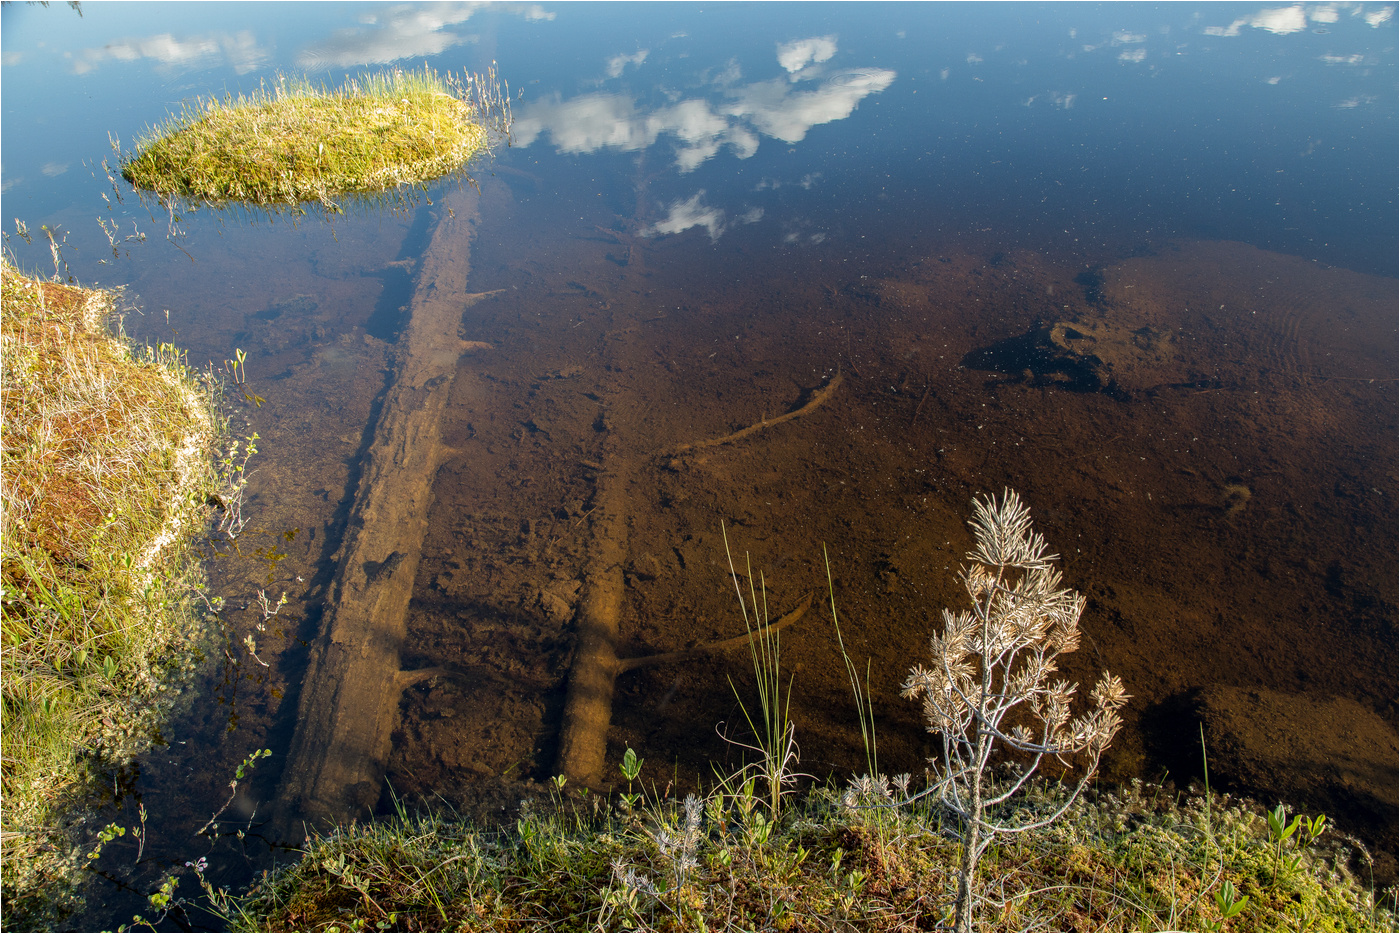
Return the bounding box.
[120,67,506,208]
[0,259,227,927]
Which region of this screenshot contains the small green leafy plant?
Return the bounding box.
[1208,879,1249,931]
[619,746,644,812]
[1268,803,1327,884]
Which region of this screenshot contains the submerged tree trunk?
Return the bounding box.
[553,461,816,786]
[554,467,629,786]
[273,190,497,834]
[552,374,838,788]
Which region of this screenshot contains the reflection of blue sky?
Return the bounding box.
[4,2,556,77]
[514,34,895,178]
[0,3,1393,269]
[511,32,896,241]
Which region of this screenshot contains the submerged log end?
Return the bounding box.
[555,554,626,787]
[554,646,620,788]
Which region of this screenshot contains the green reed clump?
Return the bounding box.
[201,773,1392,933]
[120,66,507,208]
[0,258,224,927]
[720,525,800,821]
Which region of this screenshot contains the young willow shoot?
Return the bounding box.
[901,489,1129,933]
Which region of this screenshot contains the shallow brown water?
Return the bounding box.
[68,186,1396,930]
[330,181,1399,869]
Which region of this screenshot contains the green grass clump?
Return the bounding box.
[0,258,223,927]
[201,776,1392,932]
[120,68,501,208]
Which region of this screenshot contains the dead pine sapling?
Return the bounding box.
[901,489,1129,932]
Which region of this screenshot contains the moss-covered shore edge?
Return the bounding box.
[183,772,1392,933]
[0,259,237,927]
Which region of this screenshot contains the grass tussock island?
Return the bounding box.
[119,67,507,208]
[0,258,228,926]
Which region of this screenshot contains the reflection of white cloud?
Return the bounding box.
[298,2,551,69]
[513,93,758,172]
[724,69,896,143]
[1311,5,1340,23]
[667,99,759,172]
[3,51,24,67]
[1204,4,1309,36]
[605,50,649,78]
[753,173,819,191]
[300,4,473,67]
[1321,52,1365,63]
[518,42,893,173]
[966,52,983,64]
[1364,7,1394,26]
[737,207,764,224]
[1025,92,1076,108]
[513,93,652,151]
[710,59,742,85]
[41,162,69,177]
[642,192,725,240]
[1113,30,1146,43]
[777,36,836,73]
[1118,48,1147,62]
[70,30,266,75]
[676,125,759,172]
[1251,5,1309,32]
[517,66,892,169]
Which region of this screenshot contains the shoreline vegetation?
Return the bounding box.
[0,258,226,927]
[201,774,1392,933]
[118,67,508,210]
